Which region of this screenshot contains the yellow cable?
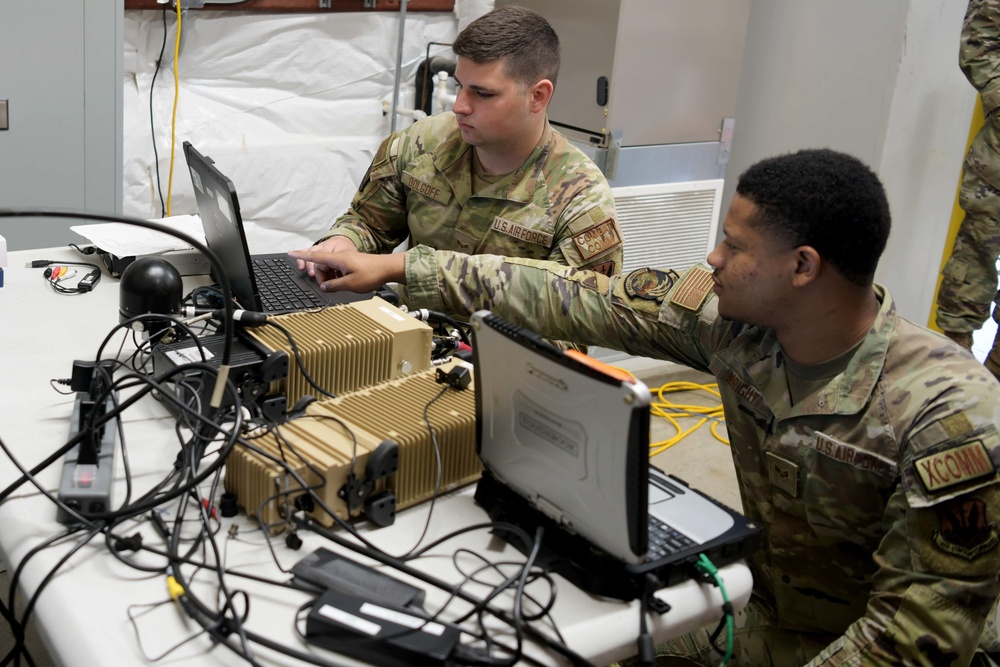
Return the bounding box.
[647,381,728,457]
[604,368,728,454]
[165,3,183,216]
[166,574,185,600]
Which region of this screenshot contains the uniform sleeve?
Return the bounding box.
[548,202,625,278]
[404,245,732,373]
[806,403,1000,666]
[961,0,1000,114]
[543,159,624,277]
[321,133,411,254]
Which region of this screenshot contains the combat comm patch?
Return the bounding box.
[624,268,678,302]
[670,266,715,311]
[572,218,622,260]
[915,440,995,494]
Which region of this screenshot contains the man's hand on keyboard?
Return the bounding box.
[287,250,405,294]
[293,236,358,277]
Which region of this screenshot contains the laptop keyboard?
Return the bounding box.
[253,258,325,311]
[647,515,695,561]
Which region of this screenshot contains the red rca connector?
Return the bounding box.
[202,498,218,520]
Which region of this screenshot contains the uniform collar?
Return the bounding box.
[434,118,555,204]
[720,285,896,420]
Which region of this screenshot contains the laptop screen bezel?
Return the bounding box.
[183,141,265,311]
[471,310,651,563]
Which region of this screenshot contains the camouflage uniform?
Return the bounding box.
[404,246,1000,666]
[937,0,1000,377]
[321,111,622,277]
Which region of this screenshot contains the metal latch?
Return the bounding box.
[718,117,735,165]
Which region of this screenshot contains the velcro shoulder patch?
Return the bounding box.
[915,440,996,494]
[572,217,622,260]
[669,265,715,311]
[623,268,678,302]
[361,136,400,188]
[589,260,617,277]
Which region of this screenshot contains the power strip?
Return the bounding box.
[56,391,118,524]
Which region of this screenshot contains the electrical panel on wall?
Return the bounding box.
[496,0,751,150]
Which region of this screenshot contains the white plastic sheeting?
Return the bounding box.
[123,6,478,253]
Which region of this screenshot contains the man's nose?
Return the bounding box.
[453,88,471,115]
[706,244,723,269]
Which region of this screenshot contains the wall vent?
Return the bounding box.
[613,179,724,274]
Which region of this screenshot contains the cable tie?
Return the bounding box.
[114,533,144,552]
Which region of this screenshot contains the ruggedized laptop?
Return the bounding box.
[183,141,372,314]
[470,310,762,600]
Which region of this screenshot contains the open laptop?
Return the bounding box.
[470,310,762,600]
[183,141,372,314]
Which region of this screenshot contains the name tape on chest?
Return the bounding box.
[572,219,621,260]
[670,266,715,311]
[402,172,450,205]
[814,433,897,480]
[492,216,554,247]
[915,440,995,494]
[723,370,764,409]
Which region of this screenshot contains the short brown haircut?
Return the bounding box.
[452,5,560,90]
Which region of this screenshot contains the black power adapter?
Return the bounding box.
[304,588,459,667]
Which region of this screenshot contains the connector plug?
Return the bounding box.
[77,270,101,292]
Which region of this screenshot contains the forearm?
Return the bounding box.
[806,584,993,666]
[961,0,1000,112]
[322,216,391,254]
[807,480,1000,666]
[402,246,705,361]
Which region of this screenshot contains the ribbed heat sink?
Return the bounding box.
[245,297,432,406]
[225,361,479,529]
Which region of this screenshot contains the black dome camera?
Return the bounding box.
[119,257,183,340]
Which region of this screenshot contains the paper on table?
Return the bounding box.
[70,215,205,257]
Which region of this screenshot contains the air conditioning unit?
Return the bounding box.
[614,179,723,274]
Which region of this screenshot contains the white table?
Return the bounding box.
[0,246,752,666]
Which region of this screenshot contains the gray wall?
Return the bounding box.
[0,0,123,251]
[722,0,975,324]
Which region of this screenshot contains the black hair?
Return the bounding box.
[736,148,891,286]
[452,5,560,90]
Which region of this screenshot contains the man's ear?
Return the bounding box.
[791,245,821,287]
[528,79,554,112]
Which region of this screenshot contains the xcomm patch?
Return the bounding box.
[915,440,995,494]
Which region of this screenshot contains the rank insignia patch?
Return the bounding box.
[624,268,677,302]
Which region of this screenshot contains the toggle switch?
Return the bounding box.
[0,100,7,130]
